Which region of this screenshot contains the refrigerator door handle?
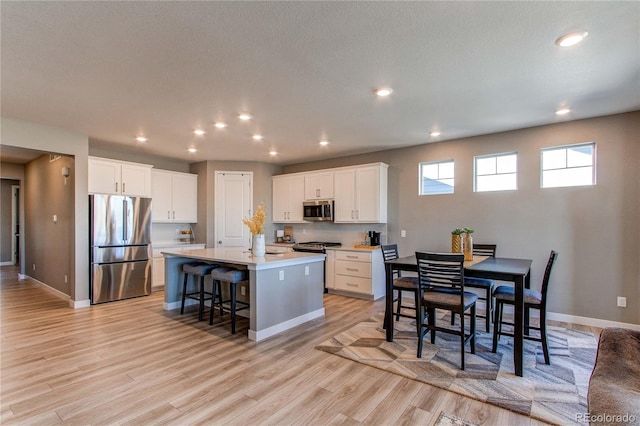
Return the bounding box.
[123,199,128,242]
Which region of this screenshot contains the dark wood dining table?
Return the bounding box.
[384,254,532,377]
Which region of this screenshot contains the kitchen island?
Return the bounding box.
[162,247,326,341]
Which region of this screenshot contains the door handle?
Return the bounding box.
[123,199,128,241]
[122,182,126,193]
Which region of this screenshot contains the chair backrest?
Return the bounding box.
[473,243,497,257]
[381,244,400,279]
[380,244,399,262]
[415,252,465,295]
[540,250,558,303]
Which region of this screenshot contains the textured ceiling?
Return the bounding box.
[1,1,639,165]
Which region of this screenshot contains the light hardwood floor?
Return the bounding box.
[2,265,587,425]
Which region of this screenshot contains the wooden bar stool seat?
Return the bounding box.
[181,262,220,321]
[209,267,250,333]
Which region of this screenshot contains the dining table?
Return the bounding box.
[384,254,533,377]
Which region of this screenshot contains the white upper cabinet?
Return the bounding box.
[304,171,334,200]
[272,174,306,223]
[334,163,388,223]
[151,170,198,223]
[88,157,152,197]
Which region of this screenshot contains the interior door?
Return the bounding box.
[215,171,253,247]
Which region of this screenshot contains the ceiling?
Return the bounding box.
[1,2,639,166]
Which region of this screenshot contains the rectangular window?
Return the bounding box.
[419,159,454,195]
[474,152,517,192]
[541,142,595,188]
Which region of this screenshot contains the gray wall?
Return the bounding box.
[0,179,20,263]
[191,161,283,248]
[284,111,640,325]
[1,117,89,303]
[24,155,75,294]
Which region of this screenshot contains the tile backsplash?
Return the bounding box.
[152,223,195,244]
[275,222,388,247]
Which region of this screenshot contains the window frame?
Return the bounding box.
[418,159,455,196]
[473,151,518,192]
[540,141,596,188]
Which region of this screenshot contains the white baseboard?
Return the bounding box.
[548,312,640,331]
[248,308,325,342]
[22,274,90,309]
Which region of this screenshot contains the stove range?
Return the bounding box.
[292,241,342,253]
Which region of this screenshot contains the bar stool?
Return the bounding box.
[209,267,250,333]
[181,262,220,321]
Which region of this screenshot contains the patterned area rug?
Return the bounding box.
[316,313,597,425]
[435,411,477,426]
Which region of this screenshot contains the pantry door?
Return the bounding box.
[214,171,253,247]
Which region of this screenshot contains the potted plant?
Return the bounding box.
[463,227,474,261]
[451,228,465,253]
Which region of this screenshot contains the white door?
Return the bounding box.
[215,171,253,247]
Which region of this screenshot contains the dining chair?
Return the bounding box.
[492,250,558,364]
[416,252,477,370]
[380,245,420,325]
[451,243,497,332]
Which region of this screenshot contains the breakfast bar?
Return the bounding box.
[162,247,326,341]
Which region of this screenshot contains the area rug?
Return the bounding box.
[316,313,598,425]
[435,411,477,426]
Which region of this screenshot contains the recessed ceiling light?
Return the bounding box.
[188,148,197,153]
[429,131,441,137]
[252,134,264,141]
[319,140,329,146]
[238,113,252,121]
[135,136,147,142]
[194,129,206,136]
[374,87,393,97]
[214,122,227,129]
[555,107,571,115]
[269,150,277,156]
[555,31,588,47]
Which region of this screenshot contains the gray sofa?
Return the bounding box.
[587,327,640,425]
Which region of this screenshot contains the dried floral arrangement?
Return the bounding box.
[242,202,266,235]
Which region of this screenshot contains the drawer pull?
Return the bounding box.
[346,282,358,287]
[346,268,359,272]
[346,255,358,259]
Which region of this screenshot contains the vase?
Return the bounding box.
[451,234,463,254]
[252,234,266,257]
[463,233,473,261]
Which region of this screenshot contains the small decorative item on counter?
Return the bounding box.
[180,229,193,242]
[463,227,474,261]
[451,228,464,254]
[243,202,267,257]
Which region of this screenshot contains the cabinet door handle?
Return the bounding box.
[168,211,171,219]
[122,182,126,193]
[316,188,320,197]
[346,267,359,272]
[173,211,176,219]
[356,210,359,219]
[115,182,118,193]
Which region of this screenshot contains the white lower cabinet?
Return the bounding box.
[152,244,205,289]
[328,249,385,300]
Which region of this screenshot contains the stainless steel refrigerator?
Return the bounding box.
[90,194,152,304]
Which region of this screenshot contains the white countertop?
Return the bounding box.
[153,241,205,248]
[162,247,325,270]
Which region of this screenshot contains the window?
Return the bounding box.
[419,159,454,195]
[541,142,595,188]
[474,152,517,192]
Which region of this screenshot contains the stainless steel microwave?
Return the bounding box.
[303,200,334,221]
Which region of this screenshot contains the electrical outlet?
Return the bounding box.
[305,266,309,276]
[33,264,36,271]
[401,230,406,238]
[617,296,627,308]
[175,228,181,235]
[64,274,68,283]
[241,286,246,296]
[279,270,284,280]
[302,228,307,234]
